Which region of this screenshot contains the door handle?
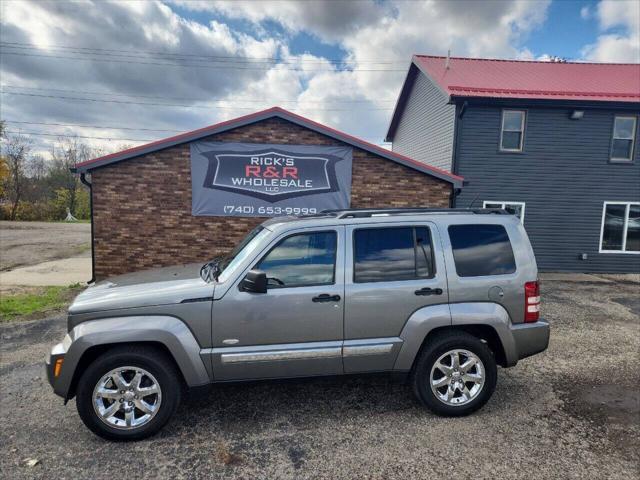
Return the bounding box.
[414,287,443,296]
[312,294,341,303]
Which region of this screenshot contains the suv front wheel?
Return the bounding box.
[76,346,182,441]
[412,332,497,416]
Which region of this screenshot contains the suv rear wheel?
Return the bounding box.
[412,332,497,416]
[76,346,182,441]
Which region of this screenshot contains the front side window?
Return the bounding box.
[354,226,435,283]
[600,202,640,253]
[448,224,516,277]
[483,201,526,223]
[256,231,337,287]
[500,110,526,152]
[611,116,637,162]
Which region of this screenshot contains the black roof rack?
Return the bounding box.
[320,207,509,219]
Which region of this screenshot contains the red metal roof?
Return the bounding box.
[414,55,640,102]
[73,106,463,186]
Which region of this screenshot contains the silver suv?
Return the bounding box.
[46,208,549,440]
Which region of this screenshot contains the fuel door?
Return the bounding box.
[488,285,505,302]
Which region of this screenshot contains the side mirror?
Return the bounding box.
[240,269,267,294]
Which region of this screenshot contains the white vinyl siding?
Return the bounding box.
[392,71,456,170]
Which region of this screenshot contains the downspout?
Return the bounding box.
[450,188,462,208]
[79,172,96,284]
[450,100,468,207]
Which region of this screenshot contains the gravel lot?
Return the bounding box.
[0,221,90,271]
[0,276,638,479]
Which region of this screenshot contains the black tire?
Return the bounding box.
[76,345,182,441]
[411,331,497,417]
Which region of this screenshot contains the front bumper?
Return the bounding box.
[510,319,550,362]
[45,337,71,399]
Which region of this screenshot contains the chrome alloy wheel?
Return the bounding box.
[430,349,485,406]
[92,366,162,430]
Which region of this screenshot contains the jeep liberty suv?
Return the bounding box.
[46,208,549,440]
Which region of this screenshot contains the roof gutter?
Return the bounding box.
[384,62,419,142]
[73,107,464,187]
[449,95,640,110]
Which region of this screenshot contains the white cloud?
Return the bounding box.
[169,0,383,43]
[1,0,283,153]
[1,0,554,155]
[580,5,591,20]
[597,0,640,31]
[214,0,552,136]
[337,0,551,102]
[581,0,640,62]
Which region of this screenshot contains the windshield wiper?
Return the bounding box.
[200,257,222,282]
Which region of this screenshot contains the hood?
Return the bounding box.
[69,263,213,314]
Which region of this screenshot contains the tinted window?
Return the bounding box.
[257,231,336,287]
[415,227,434,277]
[354,227,435,283]
[448,224,516,277]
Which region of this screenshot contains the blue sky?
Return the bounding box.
[171,4,349,62]
[173,0,607,63]
[1,0,638,155]
[527,0,600,60]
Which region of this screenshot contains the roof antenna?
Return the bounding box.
[445,50,451,70]
[466,192,480,209]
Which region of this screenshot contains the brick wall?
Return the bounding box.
[91,117,452,279]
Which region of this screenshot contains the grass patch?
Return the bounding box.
[51,219,91,223]
[0,284,83,322]
[74,243,92,254]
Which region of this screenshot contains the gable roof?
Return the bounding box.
[73,106,462,186]
[387,55,640,141]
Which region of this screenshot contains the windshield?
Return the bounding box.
[216,226,271,283]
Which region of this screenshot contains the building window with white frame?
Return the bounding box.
[610,116,636,162]
[483,201,526,223]
[500,110,526,152]
[599,202,639,253]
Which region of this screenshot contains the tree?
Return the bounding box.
[0,121,7,200]
[2,133,31,220]
[0,156,8,200]
[0,131,107,221]
[49,137,92,218]
[26,155,48,180]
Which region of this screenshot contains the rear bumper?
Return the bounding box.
[448,303,550,368]
[509,319,550,364]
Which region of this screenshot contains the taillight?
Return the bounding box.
[524,280,540,323]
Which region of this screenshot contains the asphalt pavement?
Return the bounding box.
[0,276,638,479]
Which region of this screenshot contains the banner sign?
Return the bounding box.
[190,142,352,216]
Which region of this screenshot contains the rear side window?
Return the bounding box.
[448,224,516,277]
[354,226,434,283]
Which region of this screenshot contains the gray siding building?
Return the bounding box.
[386,55,640,273]
[391,69,455,171]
